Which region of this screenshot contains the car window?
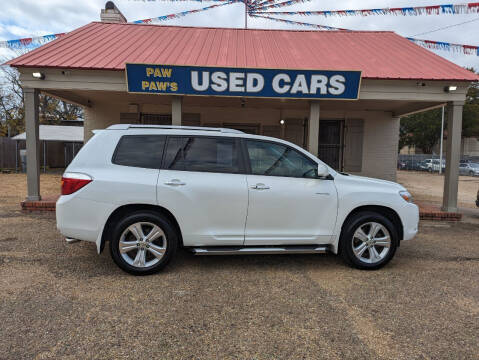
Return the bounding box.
[460,164,466,168]
[163,136,241,173]
[246,139,318,178]
[113,135,165,169]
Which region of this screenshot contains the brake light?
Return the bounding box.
[61,173,92,195]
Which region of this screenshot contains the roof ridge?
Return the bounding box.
[92,21,395,33]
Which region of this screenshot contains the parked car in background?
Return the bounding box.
[459,162,479,176]
[397,159,407,170]
[418,161,430,171]
[56,125,419,275]
[430,159,446,172]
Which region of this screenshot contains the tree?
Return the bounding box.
[400,108,442,154]
[400,68,479,153]
[0,52,83,137]
[462,67,479,138]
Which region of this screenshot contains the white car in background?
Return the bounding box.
[56,125,419,275]
[423,158,445,172]
[459,162,479,176]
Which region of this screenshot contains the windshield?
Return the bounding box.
[470,163,479,168]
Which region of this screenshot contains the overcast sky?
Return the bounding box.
[0,0,478,70]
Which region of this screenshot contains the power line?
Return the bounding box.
[411,17,479,36]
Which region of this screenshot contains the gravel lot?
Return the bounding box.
[1,173,478,359]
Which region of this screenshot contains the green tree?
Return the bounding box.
[400,68,479,153]
[400,108,442,154]
[462,67,479,138]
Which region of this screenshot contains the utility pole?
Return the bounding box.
[245,0,248,29]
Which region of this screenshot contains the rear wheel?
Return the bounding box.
[109,211,178,275]
[339,211,398,270]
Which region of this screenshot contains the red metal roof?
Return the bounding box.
[7,22,479,81]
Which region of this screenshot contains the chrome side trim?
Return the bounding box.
[190,246,328,256]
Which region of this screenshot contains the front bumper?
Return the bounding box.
[400,203,419,241]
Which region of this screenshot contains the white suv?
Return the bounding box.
[57,125,419,275]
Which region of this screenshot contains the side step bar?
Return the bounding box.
[189,245,329,256]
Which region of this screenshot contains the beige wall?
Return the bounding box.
[359,113,399,181]
[84,99,400,181]
[462,137,479,157]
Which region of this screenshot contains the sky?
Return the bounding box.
[0,0,478,70]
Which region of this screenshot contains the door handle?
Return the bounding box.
[164,179,186,186]
[251,183,270,190]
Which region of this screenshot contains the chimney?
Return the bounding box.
[100,1,127,23]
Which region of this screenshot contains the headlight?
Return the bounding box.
[399,190,414,203]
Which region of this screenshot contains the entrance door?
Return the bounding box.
[318,120,343,170]
[243,139,338,245]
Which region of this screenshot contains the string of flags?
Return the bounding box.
[253,14,479,56]
[0,33,65,49]
[252,2,479,15]
[0,1,477,57]
[133,0,237,23]
[250,14,347,30]
[252,0,312,11]
[407,37,479,56]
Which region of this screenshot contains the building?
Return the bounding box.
[6,3,479,212]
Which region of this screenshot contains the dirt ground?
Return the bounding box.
[1,173,478,359]
[397,170,479,209]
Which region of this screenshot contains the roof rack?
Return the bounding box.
[106,124,244,134]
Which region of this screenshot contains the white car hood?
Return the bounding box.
[338,173,406,191]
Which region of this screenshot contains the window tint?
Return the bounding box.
[246,140,318,178]
[113,135,165,169]
[163,136,240,173]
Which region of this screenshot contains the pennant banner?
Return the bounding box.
[128,0,232,2]
[250,14,347,30]
[133,0,237,23]
[255,15,479,56]
[251,0,312,11]
[253,2,479,15]
[407,37,479,56]
[0,33,65,49]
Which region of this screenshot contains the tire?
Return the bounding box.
[109,211,178,275]
[339,211,398,270]
[469,171,474,176]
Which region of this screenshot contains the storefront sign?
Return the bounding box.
[126,63,361,99]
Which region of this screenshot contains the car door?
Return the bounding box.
[156,135,248,246]
[243,139,338,245]
[459,164,467,175]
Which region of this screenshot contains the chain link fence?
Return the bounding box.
[398,154,479,176]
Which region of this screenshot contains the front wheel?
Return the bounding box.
[339,212,398,270]
[109,211,178,275]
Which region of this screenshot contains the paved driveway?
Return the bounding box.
[1,204,478,359]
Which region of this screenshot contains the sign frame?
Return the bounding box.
[125,62,362,101]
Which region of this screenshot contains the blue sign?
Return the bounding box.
[126,63,361,100]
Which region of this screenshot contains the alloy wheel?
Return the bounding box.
[119,222,167,268]
[351,222,391,264]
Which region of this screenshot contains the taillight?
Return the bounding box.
[61,173,92,195]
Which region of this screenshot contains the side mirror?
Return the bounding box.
[317,163,329,178]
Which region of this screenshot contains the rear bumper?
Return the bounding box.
[56,195,115,243]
